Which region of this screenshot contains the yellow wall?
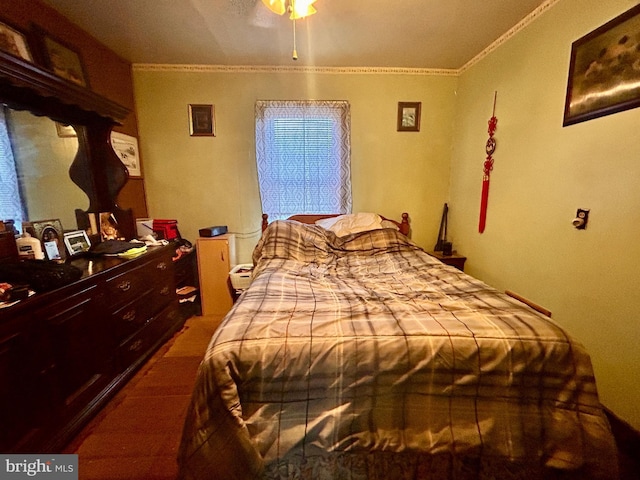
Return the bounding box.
[450,0,640,428]
[133,68,457,260]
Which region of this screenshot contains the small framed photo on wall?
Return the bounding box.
[397,102,421,132]
[189,104,216,136]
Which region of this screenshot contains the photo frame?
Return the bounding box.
[63,230,91,256]
[397,102,421,132]
[563,4,640,126]
[99,212,121,241]
[111,131,142,177]
[0,20,33,62]
[22,218,65,261]
[189,104,216,136]
[37,29,88,87]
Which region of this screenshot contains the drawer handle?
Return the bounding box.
[122,309,136,322]
[118,280,132,292]
[160,286,170,296]
[157,262,168,271]
[128,339,144,352]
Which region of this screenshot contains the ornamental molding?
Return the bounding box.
[132,64,457,76]
[133,0,558,77]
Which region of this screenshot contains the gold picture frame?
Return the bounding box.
[37,28,89,87]
[563,4,640,126]
[189,104,216,136]
[0,19,33,62]
[397,102,421,132]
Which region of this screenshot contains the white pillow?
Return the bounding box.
[316,213,383,237]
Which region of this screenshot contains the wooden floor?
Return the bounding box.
[63,313,639,480]
[63,314,222,480]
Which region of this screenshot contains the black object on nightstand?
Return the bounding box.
[428,250,467,271]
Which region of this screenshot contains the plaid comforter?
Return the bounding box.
[178,221,618,480]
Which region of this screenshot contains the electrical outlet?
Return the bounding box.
[572,208,590,229]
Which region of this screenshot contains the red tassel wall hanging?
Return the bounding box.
[479,92,498,233]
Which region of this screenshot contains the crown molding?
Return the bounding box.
[460,0,559,73]
[133,0,558,77]
[132,64,458,76]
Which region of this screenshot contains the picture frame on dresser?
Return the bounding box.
[22,218,66,261]
[63,230,91,256]
[0,19,33,62]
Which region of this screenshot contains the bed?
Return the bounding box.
[177,213,618,480]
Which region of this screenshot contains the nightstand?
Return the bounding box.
[428,251,467,271]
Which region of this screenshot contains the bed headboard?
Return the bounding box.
[261,213,410,236]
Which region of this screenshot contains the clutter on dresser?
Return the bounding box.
[16,232,45,259]
[22,218,66,261]
[63,230,92,257]
[0,259,82,292]
[153,219,180,240]
[88,239,147,258]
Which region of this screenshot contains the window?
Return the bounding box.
[255,100,352,220]
[0,106,25,230]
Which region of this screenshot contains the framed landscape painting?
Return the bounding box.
[564,4,640,126]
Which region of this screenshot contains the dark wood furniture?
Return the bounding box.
[0,49,135,238]
[175,247,201,318]
[427,250,467,271]
[0,29,191,455]
[0,245,185,453]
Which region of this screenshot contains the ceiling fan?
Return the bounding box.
[260,0,318,60]
[261,0,317,19]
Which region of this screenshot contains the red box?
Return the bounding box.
[152,219,180,240]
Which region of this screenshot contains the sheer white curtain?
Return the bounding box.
[0,107,24,230]
[255,100,352,220]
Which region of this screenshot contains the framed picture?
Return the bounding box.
[22,218,65,261]
[99,212,121,241]
[55,122,77,138]
[189,104,216,136]
[397,102,421,132]
[63,230,91,256]
[111,131,141,177]
[38,30,88,87]
[563,4,640,126]
[0,20,33,61]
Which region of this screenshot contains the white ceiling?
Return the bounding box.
[41,0,549,69]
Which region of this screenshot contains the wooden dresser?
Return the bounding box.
[0,244,185,453]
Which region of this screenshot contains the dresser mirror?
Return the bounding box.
[0,50,134,239]
[2,106,86,233]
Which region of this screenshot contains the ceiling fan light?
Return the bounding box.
[261,0,286,16]
[289,0,317,19]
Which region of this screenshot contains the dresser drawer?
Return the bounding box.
[111,288,156,342]
[105,252,174,309]
[117,303,180,369]
[105,263,150,308]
